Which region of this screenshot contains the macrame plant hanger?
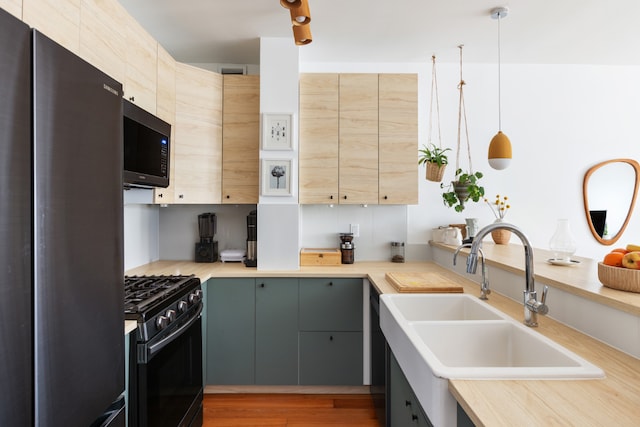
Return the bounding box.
[455,44,474,176]
[425,55,447,182]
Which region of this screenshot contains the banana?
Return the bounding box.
[626,244,640,252]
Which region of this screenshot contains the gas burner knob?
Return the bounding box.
[155,315,169,330]
[188,289,203,305]
[165,309,177,322]
[177,301,188,313]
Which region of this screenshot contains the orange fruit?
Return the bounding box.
[611,248,630,254]
[603,251,625,267]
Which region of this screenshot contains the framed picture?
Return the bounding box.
[262,159,292,196]
[262,113,293,150]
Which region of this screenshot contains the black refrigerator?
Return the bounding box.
[1,8,126,427]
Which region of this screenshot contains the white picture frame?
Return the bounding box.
[262,113,293,150]
[261,159,292,196]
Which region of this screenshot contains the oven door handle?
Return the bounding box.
[146,304,203,361]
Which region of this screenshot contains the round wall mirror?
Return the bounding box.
[583,158,640,245]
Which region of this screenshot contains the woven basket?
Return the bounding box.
[425,163,446,182]
[598,262,640,293]
[491,229,511,245]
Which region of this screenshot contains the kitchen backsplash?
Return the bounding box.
[124,188,412,270]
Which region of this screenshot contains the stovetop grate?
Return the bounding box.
[124,275,197,314]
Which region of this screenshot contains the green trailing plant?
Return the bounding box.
[440,168,485,212]
[418,143,451,167]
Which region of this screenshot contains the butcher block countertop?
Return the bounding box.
[126,255,640,426]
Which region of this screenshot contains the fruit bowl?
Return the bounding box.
[598,262,640,293]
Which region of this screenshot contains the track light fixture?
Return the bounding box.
[292,24,312,45]
[289,0,311,26]
[279,0,301,9]
[280,0,312,45]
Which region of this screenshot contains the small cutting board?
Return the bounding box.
[385,272,464,293]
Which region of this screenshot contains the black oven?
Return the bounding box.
[125,275,203,427]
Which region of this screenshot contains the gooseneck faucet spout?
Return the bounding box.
[454,243,490,300]
[467,222,549,327]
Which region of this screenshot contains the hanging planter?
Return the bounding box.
[419,56,450,183]
[440,45,484,212]
[419,143,450,182]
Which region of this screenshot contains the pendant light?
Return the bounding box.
[487,6,512,170]
[289,0,311,26]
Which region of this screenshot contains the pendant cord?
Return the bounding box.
[456,45,473,174]
[497,11,502,131]
[427,55,442,148]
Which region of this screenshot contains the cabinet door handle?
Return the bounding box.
[330,195,334,200]
[384,195,388,200]
[226,195,230,199]
[343,195,348,200]
[328,281,333,286]
[405,400,411,407]
[411,414,418,421]
[260,283,265,288]
[329,335,333,341]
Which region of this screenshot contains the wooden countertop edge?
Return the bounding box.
[126,259,640,425]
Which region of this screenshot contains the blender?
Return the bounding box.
[195,212,218,262]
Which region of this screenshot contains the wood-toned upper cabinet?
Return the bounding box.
[339,73,379,205]
[299,73,339,204]
[222,75,260,204]
[23,0,80,54]
[0,0,23,19]
[379,74,418,204]
[153,45,176,204]
[78,0,127,85]
[173,63,222,204]
[123,12,157,114]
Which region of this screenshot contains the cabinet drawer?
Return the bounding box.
[299,278,363,331]
[299,331,363,385]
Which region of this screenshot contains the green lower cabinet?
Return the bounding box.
[205,277,364,386]
[299,278,363,331]
[299,331,363,385]
[206,278,256,385]
[389,352,433,427]
[255,278,299,385]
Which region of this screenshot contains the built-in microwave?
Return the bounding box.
[123,99,171,188]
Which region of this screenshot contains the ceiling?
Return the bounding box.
[117,0,640,66]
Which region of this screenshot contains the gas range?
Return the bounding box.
[124,275,202,344]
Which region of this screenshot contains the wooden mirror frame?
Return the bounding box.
[583,158,640,245]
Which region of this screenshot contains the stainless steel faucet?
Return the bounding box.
[466,222,549,327]
[454,243,490,300]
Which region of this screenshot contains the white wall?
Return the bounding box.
[406,62,640,260]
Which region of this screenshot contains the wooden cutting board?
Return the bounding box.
[385,272,464,293]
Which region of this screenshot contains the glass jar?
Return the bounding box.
[391,242,405,263]
[549,219,577,262]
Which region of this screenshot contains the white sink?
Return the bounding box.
[410,320,604,379]
[381,293,504,321]
[380,293,604,427]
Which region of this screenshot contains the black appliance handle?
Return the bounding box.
[144,304,203,362]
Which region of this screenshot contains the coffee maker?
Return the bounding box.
[244,210,257,267]
[195,213,218,262]
[339,232,354,264]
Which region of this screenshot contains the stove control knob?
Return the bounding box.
[189,290,203,305]
[177,301,188,313]
[165,309,177,322]
[155,315,169,330]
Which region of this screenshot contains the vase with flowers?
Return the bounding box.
[485,194,511,244]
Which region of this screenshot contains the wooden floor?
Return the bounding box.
[203,394,381,427]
